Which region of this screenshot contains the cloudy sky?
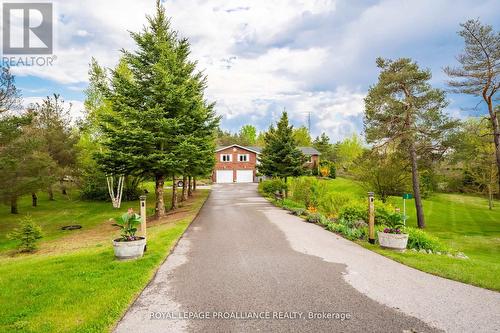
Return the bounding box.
[6,0,500,141]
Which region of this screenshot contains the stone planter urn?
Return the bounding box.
[113,237,146,260]
[377,231,408,251]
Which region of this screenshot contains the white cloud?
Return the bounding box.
[8,0,500,140]
[75,29,91,37]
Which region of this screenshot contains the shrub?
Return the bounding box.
[318,191,353,218]
[320,160,336,179]
[306,212,323,223]
[80,173,142,201]
[7,215,43,252]
[260,178,288,196]
[281,199,304,211]
[79,172,109,201]
[374,203,395,225]
[289,177,319,206]
[290,208,306,216]
[406,227,449,252]
[326,220,366,240]
[336,200,395,225]
[304,211,328,225]
[329,164,337,179]
[319,166,330,177]
[338,202,366,223]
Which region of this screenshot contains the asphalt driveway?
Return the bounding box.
[115,183,500,333]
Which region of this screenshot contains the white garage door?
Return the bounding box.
[236,170,253,183]
[216,170,233,183]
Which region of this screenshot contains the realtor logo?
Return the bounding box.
[2,3,53,54]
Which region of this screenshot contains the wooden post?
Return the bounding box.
[368,192,375,244]
[139,195,147,238]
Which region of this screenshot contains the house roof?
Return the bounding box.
[299,147,321,155]
[216,144,320,155]
[215,144,261,154]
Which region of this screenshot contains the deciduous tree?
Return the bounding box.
[238,125,257,146]
[454,118,498,209]
[353,148,409,203]
[334,134,364,172]
[293,126,312,146]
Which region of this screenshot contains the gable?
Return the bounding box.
[215,144,260,154]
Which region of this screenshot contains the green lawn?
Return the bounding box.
[297,177,500,291]
[0,189,209,332]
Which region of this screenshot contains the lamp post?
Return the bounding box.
[368,192,375,244]
[139,195,147,239]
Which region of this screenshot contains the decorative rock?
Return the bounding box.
[427,249,433,254]
[447,253,454,257]
[436,251,442,255]
[411,248,417,252]
[456,252,469,260]
[419,249,427,254]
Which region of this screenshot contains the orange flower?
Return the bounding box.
[308,206,317,213]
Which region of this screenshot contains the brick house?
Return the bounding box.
[212,144,320,183]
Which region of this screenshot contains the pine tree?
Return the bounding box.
[258,112,305,188]
[365,58,458,228]
[313,133,335,161]
[444,19,500,192]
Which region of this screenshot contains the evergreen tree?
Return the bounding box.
[96,1,217,217]
[313,133,335,161]
[31,94,79,198]
[444,19,500,192]
[365,58,458,228]
[0,124,55,213]
[258,112,305,189]
[256,131,266,147]
[0,66,53,213]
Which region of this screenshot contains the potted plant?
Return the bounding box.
[112,208,146,260]
[377,213,408,250]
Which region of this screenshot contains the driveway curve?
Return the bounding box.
[115,183,500,333]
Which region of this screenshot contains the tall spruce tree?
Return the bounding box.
[96,1,217,217]
[364,58,458,228]
[259,112,305,187]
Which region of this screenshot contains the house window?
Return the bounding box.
[238,154,249,162]
[221,154,232,162]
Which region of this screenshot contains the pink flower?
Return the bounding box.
[127,208,134,215]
